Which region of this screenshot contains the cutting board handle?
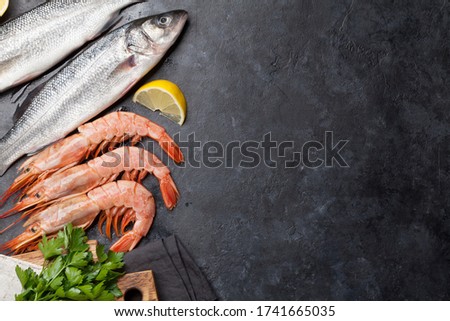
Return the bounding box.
[117,270,158,301]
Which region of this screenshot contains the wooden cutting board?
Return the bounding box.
[10,241,158,301]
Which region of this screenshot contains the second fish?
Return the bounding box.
[0,10,188,176]
[0,0,143,93]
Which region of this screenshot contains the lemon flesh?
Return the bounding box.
[0,0,8,17]
[133,80,187,126]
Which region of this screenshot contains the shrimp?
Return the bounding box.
[0,181,155,254]
[1,146,179,220]
[1,112,183,203]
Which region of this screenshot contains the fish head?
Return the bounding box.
[127,10,188,56]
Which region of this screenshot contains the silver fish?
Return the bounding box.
[0,0,142,93]
[0,10,188,175]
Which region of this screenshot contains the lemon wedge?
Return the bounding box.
[133,80,187,126]
[0,0,8,17]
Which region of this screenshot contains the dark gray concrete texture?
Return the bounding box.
[0,0,449,300]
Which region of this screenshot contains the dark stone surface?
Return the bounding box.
[0,0,449,300]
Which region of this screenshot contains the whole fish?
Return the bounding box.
[0,10,188,176]
[0,0,142,93]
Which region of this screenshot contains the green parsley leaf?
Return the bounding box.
[92,281,105,297]
[96,290,115,301]
[95,267,109,282]
[107,285,123,298]
[55,286,66,298]
[67,252,89,268]
[78,284,95,300]
[107,251,125,268]
[15,266,38,288]
[96,244,108,263]
[35,278,48,295]
[65,267,83,287]
[15,223,125,301]
[65,287,87,301]
[42,256,64,282]
[15,288,33,301]
[38,234,64,260]
[65,225,89,253]
[49,276,64,291]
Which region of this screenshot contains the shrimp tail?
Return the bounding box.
[160,176,180,210]
[110,230,141,252]
[159,133,184,164]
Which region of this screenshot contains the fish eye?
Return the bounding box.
[30,226,37,233]
[158,16,172,26]
[25,168,31,173]
[35,192,41,198]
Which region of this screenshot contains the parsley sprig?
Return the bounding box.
[15,224,124,301]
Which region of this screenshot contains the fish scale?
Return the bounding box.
[0,0,142,93]
[0,10,188,176]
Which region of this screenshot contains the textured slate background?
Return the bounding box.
[0,0,449,300]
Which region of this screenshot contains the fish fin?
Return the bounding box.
[11,71,43,89]
[126,55,138,68]
[116,55,138,72]
[123,0,146,10]
[13,82,46,123]
[89,1,144,40]
[10,83,30,104]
